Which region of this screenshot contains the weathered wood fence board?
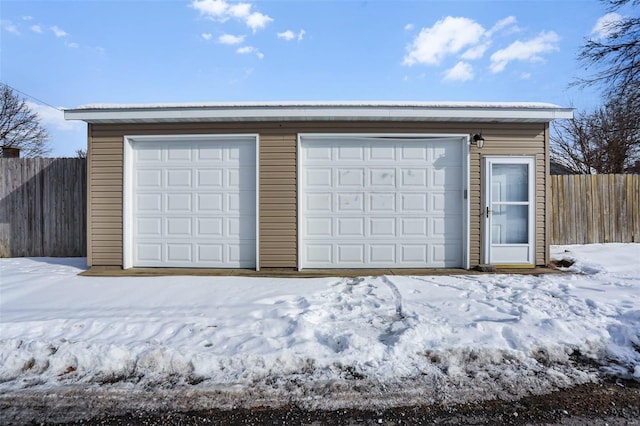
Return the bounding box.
[0,158,86,257]
[550,174,640,245]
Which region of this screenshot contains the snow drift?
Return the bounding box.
[0,244,639,410]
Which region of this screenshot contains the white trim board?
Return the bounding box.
[66,102,573,124]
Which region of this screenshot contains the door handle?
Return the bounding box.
[486,206,490,218]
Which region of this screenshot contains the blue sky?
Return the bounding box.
[0,0,625,157]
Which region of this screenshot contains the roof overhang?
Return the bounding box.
[64,101,574,124]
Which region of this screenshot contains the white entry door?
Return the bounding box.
[484,156,535,265]
[300,135,466,269]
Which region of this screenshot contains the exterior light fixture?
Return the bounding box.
[472,133,485,149]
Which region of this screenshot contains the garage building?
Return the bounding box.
[64,102,573,271]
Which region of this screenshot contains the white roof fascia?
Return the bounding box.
[64,102,574,124]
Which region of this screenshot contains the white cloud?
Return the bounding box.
[489,31,560,73]
[22,16,33,21]
[30,24,43,33]
[191,0,273,32]
[487,16,519,36]
[27,102,80,132]
[51,25,68,37]
[404,23,414,31]
[277,29,305,41]
[229,2,251,18]
[245,11,272,32]
[277,30,295,40]
[443,61,474,82]
[403,16,485,66]
[66,42,79,49]
[461,42,490,60]
[236,45,264,59]
[1,20,20,35]
[520,72,532,80]
[592,12,622,40]
[218,33,244,45]
[201,33,213,40]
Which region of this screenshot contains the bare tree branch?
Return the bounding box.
[551,90,640,174]
[0,84,50,157]
[573,0,640,102]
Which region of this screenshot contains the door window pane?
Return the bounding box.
[491,164,528,202]
[491,204,528,244]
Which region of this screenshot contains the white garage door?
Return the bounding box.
[130,136,256,268]
[300,136,464,268]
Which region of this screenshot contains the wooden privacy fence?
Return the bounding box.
[550,174,640,245]
[0,158,86,257]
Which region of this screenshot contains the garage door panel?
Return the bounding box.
[137,218,161,236]
[197,217,223,236]
[306,244,332,263]
[337,193,364,212]
[196,193,223,211]
[137,170,162,188]
[306,218,332,236]
[369,193,396,212]
[167,243,192,262]
[432,167,463,188]
[132,138,256,268]
[166,193,192,212]
[166,217,191,236]
[337,217,365,237]
[401,218,428,237]
[228,243,255,264]
[337,244,365,263]
[137,147,162,162]
[337,145,364,160]
[197,244,223,262]
[137,194,161,211]
[401,145,427,161]
[432,244,462,265]
[401,169,427,187]
[166,169,192,188]
[138,243,161,262]
[197,169,223,187]
[337,168,365,186]
[304,145,332,161]
[306,193,332,212]
[401,245,427,262]
[370,217,395,236]
[370,168,395,187]
[370,244,396,263]
[197,146,224,161]
[306,168,332,187]
[301,136,463,268]
[401,193,427,211]
[370,146,395,160]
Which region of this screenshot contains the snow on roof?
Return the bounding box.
[64,101,574,124]
[72,100,565,109]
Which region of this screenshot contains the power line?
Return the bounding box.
[0,81,64,112]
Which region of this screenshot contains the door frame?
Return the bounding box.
[122,134,260,270]
[483,155,536,266]
[297,133,470,270]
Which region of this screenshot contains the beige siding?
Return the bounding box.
[88,121,548,268]
[259,134,297,267]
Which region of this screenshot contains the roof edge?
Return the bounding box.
[64,101,574,124]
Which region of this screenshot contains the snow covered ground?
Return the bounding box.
[0,244,639,410]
